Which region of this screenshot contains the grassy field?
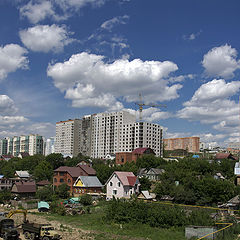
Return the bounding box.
[37,203,187,240]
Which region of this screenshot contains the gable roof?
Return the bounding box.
[1,155,13,160]
[77,164,96,175]
[139,190,153,200]
[54,166,82,178]
[215,153,237,160]
[132,148,149,154]
[15,171,30,178]
[138,168,165,176]
[74,176,103,188]
[227,195,240,204]
[36,180,51,186]
[12,181,36,193]
[107,171,138,187]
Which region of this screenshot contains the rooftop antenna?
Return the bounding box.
[135,93,167,121]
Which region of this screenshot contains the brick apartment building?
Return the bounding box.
[163,137,200,153]
[116,147,155,165]
[53,164,96,193]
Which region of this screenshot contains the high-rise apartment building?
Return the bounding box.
[6,134,44,156]
[79,115,92,157]
[0,138,8,155]
[56,111,164,159]
[119,122,163,157]
[91,111,136,158]
[55,119,81,157]
[45,137,55,156]
[163,137,200,153]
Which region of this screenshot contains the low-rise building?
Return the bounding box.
[106,171,140,200]
[138,168,165,181]
[53,164,96,193]
[11,181,36,198]
[164,137,200,153]
[116,147,155,165]
[73,176,103,196]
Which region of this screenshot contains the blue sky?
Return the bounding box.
[1,0,240,147]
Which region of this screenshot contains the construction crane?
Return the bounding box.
[135,93,166,121]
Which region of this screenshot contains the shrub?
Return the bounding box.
[79,194,92,206]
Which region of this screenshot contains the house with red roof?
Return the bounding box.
[105,171,140,200]
[115,147,155,165]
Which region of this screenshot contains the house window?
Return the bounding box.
[68,179,71,183]
[118,182,120,187]
[113,190,117,195]
[110,182,113,186]
[54,178,57,182]
[60,179,64,183]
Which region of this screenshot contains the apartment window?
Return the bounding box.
[54,178,57,182]
[60,179,64,183]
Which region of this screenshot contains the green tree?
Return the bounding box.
[34,160,53,182]
[36,185,54,201]
[55,183,70,199]
[45,153,64,170]
[139,177,152,191]
[79,194,92,206]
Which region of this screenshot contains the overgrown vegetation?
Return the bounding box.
[104,198,214,228]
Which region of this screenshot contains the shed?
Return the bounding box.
[38,201,49,212]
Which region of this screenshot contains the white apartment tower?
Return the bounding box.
[6,134,44,156]
[55,119,81,157]
[56,111,164,159]
[91,111,136,158]
[119,122,163,157]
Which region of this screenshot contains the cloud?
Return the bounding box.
[0,95,18,115]
[0,122,55,139]
[0,44,28,80]
[47,52,181,110]
[86,17,131,59]
[0,116,28,125]
[101,15,129,31]
[19,24,74,53]
[202,44,240,79]
[19,0,55,24]
[124,107,172,122]
[177,79,240,134]
[19,0,107,23]
[183,30,202,41]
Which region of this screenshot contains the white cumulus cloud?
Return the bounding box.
[202,44,240,79]
[19,0,107,23]
[177,79,240,135]
[0,95,18,115]
[47,52,180,110]
[19,0,55,24]
[19,24,74,53]
[0,44,28,80]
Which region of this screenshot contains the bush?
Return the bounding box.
[50,201,66,216]
[105,199,187,228]
[79,194,92,206]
